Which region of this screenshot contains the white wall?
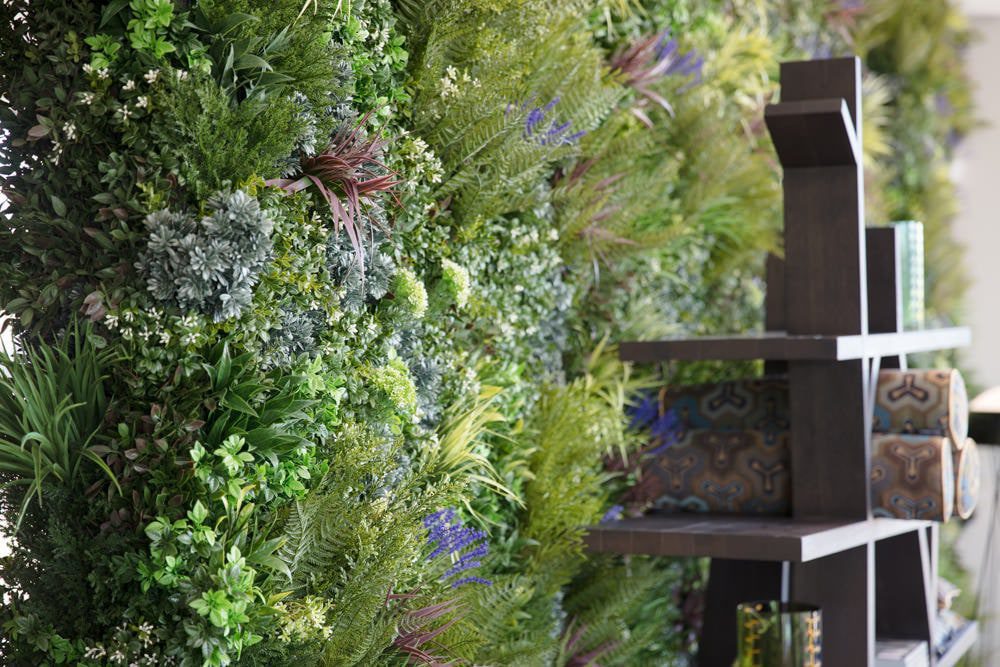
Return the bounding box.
[963,0,1000,17]
[952,12,1000,666]
[953,18,1000,388]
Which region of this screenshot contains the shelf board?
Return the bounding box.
[584,515,930,563]
[619,327,971,363]
[765,98,861,167]
[935,620,978,667]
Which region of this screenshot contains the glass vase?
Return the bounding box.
[736,601,822,667]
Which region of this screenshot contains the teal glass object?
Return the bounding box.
[736,601,822,667]
[894,221,925,331]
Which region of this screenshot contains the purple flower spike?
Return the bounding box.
[655,33,679,63]
[601,505,624,524]
[451,576,493,588]
[627,393,659,430]
[650,408,680,442]
[507,95,585,147]
[424,508,493,587]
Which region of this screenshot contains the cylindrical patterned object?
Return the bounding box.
[874,369,968,448]
[737,601,823,667]
[640,429,791,515]
[871,433,954,522]
[954,438,980,520]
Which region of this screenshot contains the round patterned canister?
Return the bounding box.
[953,438,980,520]
[871,433,954,522]
[874,369,968,450]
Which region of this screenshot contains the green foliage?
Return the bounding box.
[0,0,973,665]
[405,1,622,226]
[0,323,119,529]
[152,74,310,197]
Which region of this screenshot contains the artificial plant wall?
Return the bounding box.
[0,1,972,665]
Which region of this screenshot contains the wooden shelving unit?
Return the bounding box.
[588,57,976,666]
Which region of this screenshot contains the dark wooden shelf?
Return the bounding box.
[765,98,861,167]
[619,327,971,362]
[584,515,930,563]
[935,620,978,667]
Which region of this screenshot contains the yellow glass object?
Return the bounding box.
[736,601,822,667]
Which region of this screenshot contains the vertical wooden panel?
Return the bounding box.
[765,253,786,332]
[698,559,783,667]
[866,227,903,335]
[783,166,867,336]
[789,360,871,518]
[765,254,788,376]
[793,544,875,667]
[867,226,905,369]
[876,530,934,661]
[773,58,872,520]
[780,57,862,143]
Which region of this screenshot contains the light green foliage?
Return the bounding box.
[363,355,419,414]
[392,267,428,318]
[405,1,622,226]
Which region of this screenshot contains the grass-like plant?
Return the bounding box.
[0,323,119,530]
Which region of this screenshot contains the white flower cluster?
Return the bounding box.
[82,63,110,79]
[439,65,482,99]
[105,308,207,349]
[398,132,444,186]
[275,596,334,643]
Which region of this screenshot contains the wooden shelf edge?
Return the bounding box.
[935,620,978,667]
[765,97,861,168]
[618,327,971,363]
[584,515,930,563]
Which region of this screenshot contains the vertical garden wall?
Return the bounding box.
[0,1,973,665]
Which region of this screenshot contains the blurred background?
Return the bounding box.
[954,2,1000,664]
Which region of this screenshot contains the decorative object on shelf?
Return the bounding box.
[662,378,791,439]
[875,638,929,667]
[737,600,822,667]
[953,437,980,519]
[871,433,954,521]
[874,369,969,448]
[638,429,791,514]
[937,578,961,611]
[934,610,975,661]
[893,221,925,331]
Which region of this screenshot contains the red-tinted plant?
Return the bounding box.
[386,590,463,666]
[610,31,703,127]
[561,618,619,667]
[267,114,400,274]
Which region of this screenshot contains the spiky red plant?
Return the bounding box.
[609,31,703,127]
[386,589,463,666]
[267,114,400,274]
